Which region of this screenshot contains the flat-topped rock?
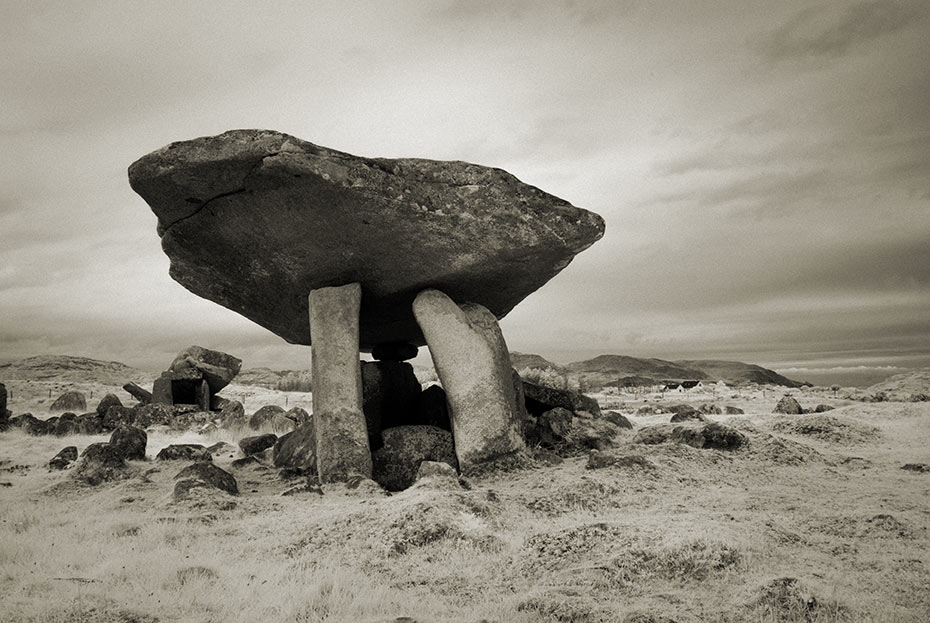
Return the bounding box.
[129,130,605,349]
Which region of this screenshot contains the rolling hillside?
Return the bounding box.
[514,352,805,388]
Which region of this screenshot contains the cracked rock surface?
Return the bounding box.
[129,129,605,348]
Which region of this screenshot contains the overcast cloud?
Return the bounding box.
[1,1,928,382]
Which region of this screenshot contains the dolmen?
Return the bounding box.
[129,129,605,481]
[151,345,241,411]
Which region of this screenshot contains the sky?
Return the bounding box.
[1,0,928,386]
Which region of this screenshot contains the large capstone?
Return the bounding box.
[128,130,605,350]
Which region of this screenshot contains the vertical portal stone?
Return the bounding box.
[309,282,372,482]
[152,377,173,405]
[412,289,525,470]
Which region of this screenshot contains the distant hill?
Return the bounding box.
[512,352,805,389]
[675,360,805,388]
[510,352,563,372]
[0,355,154,385]
[564,355,708,381]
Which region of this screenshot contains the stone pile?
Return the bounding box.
[129,129,605,483]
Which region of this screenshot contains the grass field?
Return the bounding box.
[2,388,929,622]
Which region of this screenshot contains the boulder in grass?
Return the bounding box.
[49,446,78,470]
[109,425,147,461]
[156,444,212,461]
[773,395,803,415]
[603,411,633,429]
[218,400,246,428]
[522,381,601,417]
[174,462,238,496]
[238,433,278,456]
[96,394,123,416]
[272,423,317,474]
[74,443,131,485]
[248,405,286,430]
[669,410,707,424]
[724,406,744,415]
[50,391,86,413]
[371,425,458,491]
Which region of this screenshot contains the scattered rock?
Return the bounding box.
[283,407,311,427]
[50,391,86,413]
[533,407,574,446]
[814,404,835,412]
[636,404,667,415]
[74,443,130,485]
[724,405,744,415]
[669,410,707,423]
[634,423,748,451]
[248,405,286,430]
[53,413,79,436]
[174,461,238,495]
[206,441,235,455]
[19,414,51,436]
[901,463,930,473]
[693,422,749,450]
[522,381,601,417]
[697,403,722,415]
[218,400,246,428]
[49,446,78,470]
[773,395,803,415]
[96,393,123,416]
[414,460,459,483]
[371,425,458,491]
[273,423,317,474]
[109,425,147,460]
[103,405,137,430]
[75,412,104,435]
[602,411,633,429]
[238,433,277,456]
[156,444,212,461]
[565,415,622,451]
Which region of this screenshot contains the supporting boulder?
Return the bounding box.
[413,289,525,470]
[309,283,372,482]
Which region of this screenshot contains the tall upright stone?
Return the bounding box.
[413,289,525,469]
[309,283,371,482]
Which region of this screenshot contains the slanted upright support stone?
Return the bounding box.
[195,379,210,411]
[309,282,372,482]
[412,289,525,470]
